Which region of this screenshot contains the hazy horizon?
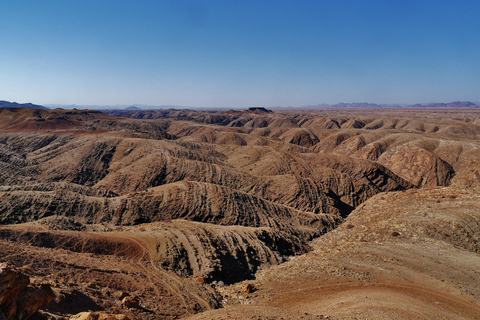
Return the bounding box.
[38,100,479,110]
[1,1,480,107]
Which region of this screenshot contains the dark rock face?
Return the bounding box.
[71,142,117,186]
[246,107,272,113]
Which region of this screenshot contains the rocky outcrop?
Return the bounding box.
[69,312,131,320]
[0,263,53,320]
[14,284,54,320]
[0,263,29,319]
[121,297,139,308]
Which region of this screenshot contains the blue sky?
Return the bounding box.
[1,1,479,107]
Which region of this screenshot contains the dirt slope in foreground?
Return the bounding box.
[203,187,480,319]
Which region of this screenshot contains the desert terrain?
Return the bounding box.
[1,105,479,319]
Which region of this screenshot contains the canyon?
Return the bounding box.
[0,105,479,319]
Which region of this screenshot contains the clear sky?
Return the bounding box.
[1,0,479,107]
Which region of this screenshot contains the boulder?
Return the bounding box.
[114,292,130,301]
[0,263,29,320]
[15,284,54,320]
[69,312,131,320]
[121,297,139,308]
[0,263,54,320]
[244,283,255,294]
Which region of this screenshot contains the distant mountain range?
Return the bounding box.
[300,101,479,109]
[45,101,480,110]
[1,100,478,111]
[406,101,477,108]
[0,100,47,109]
[125,105,141,110]
[44,104,185,110]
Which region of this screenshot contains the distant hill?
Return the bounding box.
[301,102,401,109]
[0,107,111,132]
[246,107,272,113]
[428,101,476,108]
[45,104,189,110]
[404,101,478,108]
[125,105,141,110]
[0,100,48,109]
[299,101,479,109]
